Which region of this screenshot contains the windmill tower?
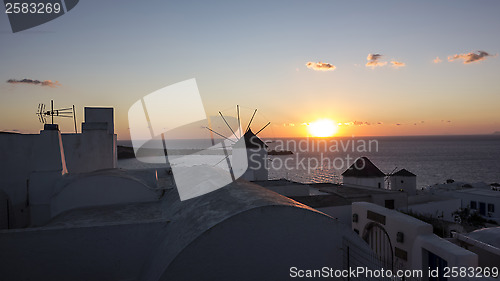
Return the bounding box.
[387,168,417,195]
[385,167,398,190]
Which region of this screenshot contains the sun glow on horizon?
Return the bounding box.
[307,119,338,137]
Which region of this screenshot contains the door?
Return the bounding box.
[362,222,393,271]
[479,202,486,216]
[428,251,448,281]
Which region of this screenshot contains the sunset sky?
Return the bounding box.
[1,0,499,138]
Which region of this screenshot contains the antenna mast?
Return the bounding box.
[36,100,77,133]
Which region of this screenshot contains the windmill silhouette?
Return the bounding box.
[205,105,270,181]
[385,166,398,190]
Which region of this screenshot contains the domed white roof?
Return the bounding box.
[467,227,500,248]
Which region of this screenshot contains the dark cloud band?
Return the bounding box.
[7,78,60,87]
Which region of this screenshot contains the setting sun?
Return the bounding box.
[307,119,338,137]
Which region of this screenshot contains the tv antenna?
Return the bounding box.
[36,100,78,133]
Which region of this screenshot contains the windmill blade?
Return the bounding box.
[245,109,257,133]
[255,122,270,135]
[219,111,239,140]
[237,105,241,138]
[203,127,236,143]
[388,166,398,176]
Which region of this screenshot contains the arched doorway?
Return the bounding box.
[362,222,393,271]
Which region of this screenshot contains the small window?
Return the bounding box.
[401,180,404,183]
[352,213,359,222]
[470,201,477,210]
[385,199,395,210]
[488,204,495,213]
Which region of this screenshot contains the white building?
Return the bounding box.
[450,188,500,221]
[407,194,462,222]
[388,168,417,195]
[352,202,480,279]
[342,157,386,189]
[426,184,500,222]
[0,107,118,228]
[450,228,500,268]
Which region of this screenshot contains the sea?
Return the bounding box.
[118,135,500,190]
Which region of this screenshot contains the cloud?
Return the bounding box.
[338,120,373,126]
[7,78,60,87]
[447,51,494,64]
[390,61,405,68]
[366,54,387,68]
[306,61,336,71]
[433,56,443,64]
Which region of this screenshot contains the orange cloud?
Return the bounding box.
[391,61,406,68]
[306,61,336,71]
[433,56,443,64]
[366,54,387,68]
[337,120,374,126]
[448,51,493,64]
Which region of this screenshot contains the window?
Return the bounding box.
[352,214,358,222]
[385,199,395,210]
[401,180,404,183]
[488,204,495,213]
[470,201,477,210]
[367,210,386,225]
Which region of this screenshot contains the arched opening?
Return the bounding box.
[362,222,393,271]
